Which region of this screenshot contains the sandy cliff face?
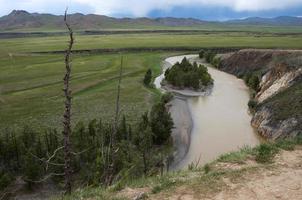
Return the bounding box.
[220,49,302,140]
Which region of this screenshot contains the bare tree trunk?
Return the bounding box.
[105,56,123,185]
[63,9,74,195]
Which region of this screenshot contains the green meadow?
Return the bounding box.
[1,32,302,54]
[1,30,302,130]
[0,52,178,130]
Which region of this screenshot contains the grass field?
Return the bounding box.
[0,52,179,130]
[1,30,302,130]
[1,33,302,54]
[5,23,302,33]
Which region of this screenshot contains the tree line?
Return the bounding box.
[0,93,174,192]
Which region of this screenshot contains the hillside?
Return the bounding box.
[1,10,302,31]
[0,10,205,31]
[227,16,302,26]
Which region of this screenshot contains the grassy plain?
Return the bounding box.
[1,32,302,54]
[0,52,176,130]
[1,30,302,130]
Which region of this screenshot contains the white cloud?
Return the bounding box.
[1,0,302,16]
[74,0,302,16]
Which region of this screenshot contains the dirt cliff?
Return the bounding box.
[220,49,302,140]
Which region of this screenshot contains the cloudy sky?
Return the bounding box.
[1,0,302,20]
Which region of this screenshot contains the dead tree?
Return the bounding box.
[62,9,74,194]
[105,56,123,185]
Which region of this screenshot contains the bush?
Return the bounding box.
[0,172,14,190]
[161,93,173,104]
[143,69,152,86]
[276,139,296,151]
[23,150,42,190]
[248,99,258,110]
[244,73,260,92]
[211,57,221,68]
[199,50,205,58]
[203,164,211,174]
[204,51,216,63]
[255,143,278,163]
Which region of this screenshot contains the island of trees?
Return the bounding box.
[164,57,213,90]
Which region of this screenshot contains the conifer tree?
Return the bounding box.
[143,69,152,86]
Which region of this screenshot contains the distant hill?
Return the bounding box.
[226,16,302,26]
[0,10,301,31]
[0,10,206,31]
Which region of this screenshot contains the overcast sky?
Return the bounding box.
[1,0,302,20]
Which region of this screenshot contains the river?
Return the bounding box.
[155,55,260,170]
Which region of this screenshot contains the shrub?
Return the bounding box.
[255,143,278,163]
[0,172,14,190]
[204,51,216,63]
[211,57,221,68]
[151,177,175,194]
[199,50,205,58]
[203,164,211,174]
[244,73,260,92]
[276,139,296,151]
[143,69,152,86]
[248,99,258,110]
[161,93,173,104]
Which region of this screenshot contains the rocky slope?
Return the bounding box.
[220,49,302,140]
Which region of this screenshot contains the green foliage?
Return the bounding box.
[255,143,279,163]
[244,73,260,92]
[204,51,216,63]
[248,99,258,111]
[211,57,221,68]
[150,95,174,145]
[151,177,176,194]
[0,103,174,190]
[143,68,153,86]
[203,164,211,174]
[275,139,296,151]
[0,171,14,190]
[199,50,205,58]
[217,146,256,164]
[160,92,174,104]
[165,57,213,90]
[23,150,42,190]
[261,81,302,124]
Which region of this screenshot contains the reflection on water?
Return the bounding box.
[165,55,260,169]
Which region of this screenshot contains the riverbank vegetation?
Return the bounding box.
[56,136,302,200]
[199,50,221,68]
[0,93,174,195]
[164,57,213,90]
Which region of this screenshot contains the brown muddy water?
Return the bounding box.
[155,55,261,170]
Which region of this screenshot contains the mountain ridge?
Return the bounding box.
[0,10,302,31]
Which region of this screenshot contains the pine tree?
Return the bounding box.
[135,112,153,175]
[23,149,41,190]
[143,69,152,86]
[150,96,174,145]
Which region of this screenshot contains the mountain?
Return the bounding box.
[0,10,206,31]
[226,16,302,26]
[1,10,302,31]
